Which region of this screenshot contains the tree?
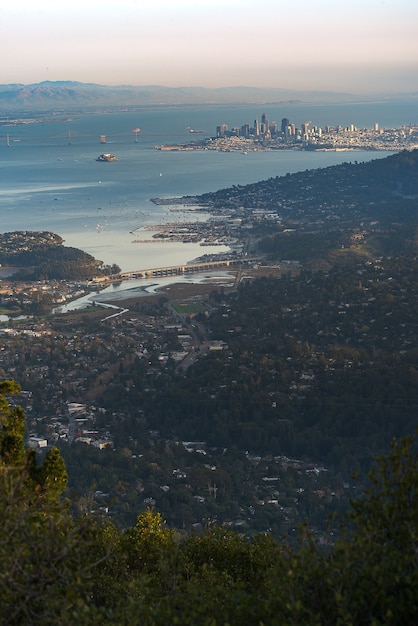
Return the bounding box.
[0,380,26,467]
[36,446,68,501]
[263,434,418,625]
[122,508,175,576]
[328,434,418,624]
[0,380,104,625]
[0,379,68,502]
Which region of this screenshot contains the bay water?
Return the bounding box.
[1,101,415,276]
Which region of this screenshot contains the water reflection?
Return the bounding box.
[55,271,234,313]
[0,314,31,323]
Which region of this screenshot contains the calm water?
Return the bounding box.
[1,101,415,272]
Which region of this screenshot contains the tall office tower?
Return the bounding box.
[216,123,228,137]
[285,124,295,139]
[240,124,250,138]
[261,112,268,130]
[281,117,290,133]
[374,122,379,131]
[270,121,278,134]
[254,119,260,136]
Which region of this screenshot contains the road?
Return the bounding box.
[166,303,209,373]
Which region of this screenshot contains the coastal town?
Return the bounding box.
[1,148,418,537]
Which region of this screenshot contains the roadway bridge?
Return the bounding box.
[120,257,259,279]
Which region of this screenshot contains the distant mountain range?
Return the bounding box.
[1,81,417,111]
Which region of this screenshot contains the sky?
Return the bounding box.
[1,0,417,95]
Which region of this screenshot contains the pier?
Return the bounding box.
[120,257,258,279]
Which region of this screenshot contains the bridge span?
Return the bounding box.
[120,257,260,279]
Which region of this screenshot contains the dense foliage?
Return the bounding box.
[100,256,418,476]
[195,149,418,224]
[2,246,417,534]
[258,225,418,265]
[1,383,417,624]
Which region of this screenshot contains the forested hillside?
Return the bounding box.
[1,381,417,624]
[0,231,120,280]
[193,148,418,225]
[100,255,418,475]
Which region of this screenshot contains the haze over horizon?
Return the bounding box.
[2,0,417,97]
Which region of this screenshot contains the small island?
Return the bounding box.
[96,153,118,162]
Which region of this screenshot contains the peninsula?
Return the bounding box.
[155,112,418,153]
[0,231,120,281]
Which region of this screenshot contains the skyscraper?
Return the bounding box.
[216,123,228,137]
[240,124,250,138]
[261,112,268,134]
[281,118,290,133]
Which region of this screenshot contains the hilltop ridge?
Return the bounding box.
[184,148,418,227]
[1,80,417,111]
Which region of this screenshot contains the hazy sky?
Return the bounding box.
[1,0,417,94]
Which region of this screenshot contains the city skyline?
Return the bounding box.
[1,0,417,96]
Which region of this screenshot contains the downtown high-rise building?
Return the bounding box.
[281,118,290,133]
[216,123,228,137]
[261,112,269,134]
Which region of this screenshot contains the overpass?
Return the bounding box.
[119,257,260,279]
